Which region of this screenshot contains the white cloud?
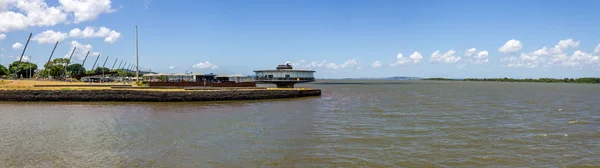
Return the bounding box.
[324,59,358,69]
[501,53,546,68]
[392,53,409,65]
[502,39,598,68]
[555,39,579,50]
[371,60,382,68]
[464,48,489,64]
[500,39,590,68]
[431,50,461,63]
[0,0,114,33]
[69,26,121,43]
[549,50,599,68]
[58,0,115,23]
[532,47,549,56]
[465,48,476,57]
[12,42,23,49]
[168,66,175,69]
[498,39,523,54]
[391,52,422,66]
[32,30,68,44]
[594,44,600,54]
[0,33,5,40]
[409,52,423,63]
[65,41,98,61]
[192,61,219,69]
[104,30,121,43]
[16,56,30,62]
[288,59,360,69]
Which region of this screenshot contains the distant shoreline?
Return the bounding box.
[421,77,600,84]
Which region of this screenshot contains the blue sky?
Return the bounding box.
[1,0,600,78]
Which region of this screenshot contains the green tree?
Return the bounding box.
[116,69,134,77]
[9,61,38,78]
[0,64,8,77]
[67,64,85,76]
[93,67,110,74]
[44,58,70,78]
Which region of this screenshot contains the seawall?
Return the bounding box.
[0,89,321,102]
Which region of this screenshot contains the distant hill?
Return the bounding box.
[339,76,421,80]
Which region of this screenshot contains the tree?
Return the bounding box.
[0,64,8,77]
[116,69,134,77]
[9,61,38,78]
[67,64,85,76]
[93,67,110,74]
[44,58,70,78]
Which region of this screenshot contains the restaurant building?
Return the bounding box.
[254,63,316,88]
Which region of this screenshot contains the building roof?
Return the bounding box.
[215,74,247,78]
[254,69,315,72]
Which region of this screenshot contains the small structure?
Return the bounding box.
[142,72,256,87]
[215,74,250,83]
[191,72,216,83]
[254,63,316,88]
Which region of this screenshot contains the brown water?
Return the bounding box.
[0,80,598,167]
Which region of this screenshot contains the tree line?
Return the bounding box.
[0,58,137,79]
[422,77,600,84]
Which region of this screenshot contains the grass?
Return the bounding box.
[0,80,11,86]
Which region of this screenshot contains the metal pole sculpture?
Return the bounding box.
[111,58,118,70]
[118,60,124,70]
[62,47,77,79]
[78,51,91,76]
[13,33,32,78]
[45,41,59,78]
[101,56,109,82]
[102,56,109,68]
[135,25,140,82]
[91,54,101,71]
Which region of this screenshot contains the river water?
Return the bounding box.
[0,80,598,167]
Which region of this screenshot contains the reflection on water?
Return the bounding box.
[0,80,599,167]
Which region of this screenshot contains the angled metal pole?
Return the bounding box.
[136,25,140,82]
[118,60,124,70]
[62,47,77,79]
[14,33,32,78]
[111,58,118,70]
[91,54,101,71]
[102,56,109,68]
[101,56,108,82]
[78,51,91,75]
[45,41,59,78]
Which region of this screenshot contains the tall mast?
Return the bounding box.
[62,47,76,79]
[45,41,59,78]
[78,51,90,75]
[14,33,32,78]
[111,58,118,70]
[91,54,101,71]
[136,25,140,82]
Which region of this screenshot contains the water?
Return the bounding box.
[0,80,598,167]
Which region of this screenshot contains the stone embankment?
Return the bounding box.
[0,89,321,102]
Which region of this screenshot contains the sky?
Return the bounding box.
[1,0,600,79]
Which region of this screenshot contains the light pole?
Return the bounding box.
[135,25,140,82]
